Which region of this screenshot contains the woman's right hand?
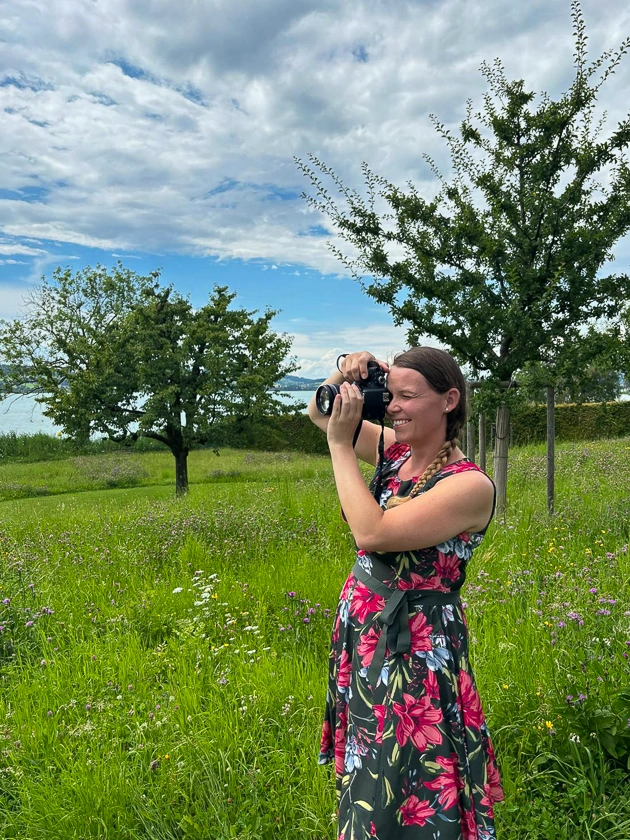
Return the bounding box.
[339,351,390,383]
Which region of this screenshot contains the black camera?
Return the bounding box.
[315,360,391,421]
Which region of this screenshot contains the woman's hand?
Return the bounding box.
[326,382,364,447]
[340,351,389,383]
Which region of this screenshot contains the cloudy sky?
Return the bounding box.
[2,0,629,378]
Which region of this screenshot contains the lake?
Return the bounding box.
[0,392,313,436]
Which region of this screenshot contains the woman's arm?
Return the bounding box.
[327,382,494,552]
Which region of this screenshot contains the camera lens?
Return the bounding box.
[315,384,340,416]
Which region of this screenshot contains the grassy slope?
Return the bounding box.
[0,442,629,839]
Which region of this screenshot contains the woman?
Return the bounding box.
[308,348,503,840]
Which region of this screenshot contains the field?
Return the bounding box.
[0,438,629,839]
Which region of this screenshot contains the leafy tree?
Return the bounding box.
[519,326,625,404]
[0,264,298,495]
[297,2,630,513]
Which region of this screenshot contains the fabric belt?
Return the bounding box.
[351,557,460,689]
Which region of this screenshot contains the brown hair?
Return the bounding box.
[385,347,466,509]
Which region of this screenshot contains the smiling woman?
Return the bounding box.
[308,347,503,840]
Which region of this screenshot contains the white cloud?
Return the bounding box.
[0,285,31,319]
[0,0,629,278]
[286,321,447,378]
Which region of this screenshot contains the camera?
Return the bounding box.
[315,360,391,421]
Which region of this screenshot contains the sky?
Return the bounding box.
[1,0,630,379]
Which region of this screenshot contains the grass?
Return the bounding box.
[0,438,629,838]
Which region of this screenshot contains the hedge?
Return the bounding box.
[236,401,630,454]
[510,401,630,445]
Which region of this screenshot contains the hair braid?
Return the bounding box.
[385,440,453,509]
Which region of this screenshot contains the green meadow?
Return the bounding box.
[1,438,629,839]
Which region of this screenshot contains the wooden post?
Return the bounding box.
[466,382,475,463]
[547,386,555,515]
[494,403,510,520]
[478,413,486,472]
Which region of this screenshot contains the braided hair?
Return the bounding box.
[384,347,466,509]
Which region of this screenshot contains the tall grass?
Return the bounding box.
[0,441,629,838]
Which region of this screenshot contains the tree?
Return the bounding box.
[297,2,630,514]
[519,326,626,404]
[0,264,298,495]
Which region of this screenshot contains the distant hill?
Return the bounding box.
[273,374,321,392]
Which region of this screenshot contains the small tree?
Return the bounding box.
[298,2,630,515]
[0,264,298,495]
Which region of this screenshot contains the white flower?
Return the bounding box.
[172,587,183,594]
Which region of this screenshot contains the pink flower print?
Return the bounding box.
[461,805,478,840]
[373,704,388,744]
[409,611,433,654]
[399,572,449,592]
[337,649,352,690]
[392,693,443,751]
[480,783,496,819]
[399,795,436,827]
[424,753,462,810]
[433,552,461,582]
[423,668,440,700]
[334,708,348,776]
[349,582,385,623]
[339,574,356,602]
[485,748,504,802]
[357,625,382,669]
[458,669,486,731]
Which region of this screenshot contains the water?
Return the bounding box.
[0,391,312,436]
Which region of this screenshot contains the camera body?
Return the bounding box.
[315,360,391,421]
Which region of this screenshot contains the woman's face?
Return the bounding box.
[386,366,459,443]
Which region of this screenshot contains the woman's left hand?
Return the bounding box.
[326,382,364,447]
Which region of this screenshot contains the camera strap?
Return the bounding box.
[373,418,386,504]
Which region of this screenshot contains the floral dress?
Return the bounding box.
[319,443,504,840]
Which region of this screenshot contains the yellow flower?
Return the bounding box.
[211,593,218,600]
[545,721,554,730]
[502,684,509,690]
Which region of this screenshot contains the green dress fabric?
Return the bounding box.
[319,443,504,840]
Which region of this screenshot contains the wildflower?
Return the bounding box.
[589,588,598,594]
[502,684,509,690]
[172,587,183,594]
[545,721,554,730]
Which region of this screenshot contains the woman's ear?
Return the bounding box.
[444,388,460,413]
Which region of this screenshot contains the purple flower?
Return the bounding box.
[2,598,10,606]
[287,592,296,599]
[597,609,611,616]
[578,693,587,702]
[557,621,566,628]
[25,621,34,628]
[303,618,310,624]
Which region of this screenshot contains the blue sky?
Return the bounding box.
[1,0,629,378]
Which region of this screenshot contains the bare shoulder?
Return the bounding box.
[430,467,495,531]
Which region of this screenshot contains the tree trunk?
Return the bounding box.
[174,448,189,496]
[465,383,475,462]
[478,413,486,472]
[493,403,510,520]
[547,386,555,515]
